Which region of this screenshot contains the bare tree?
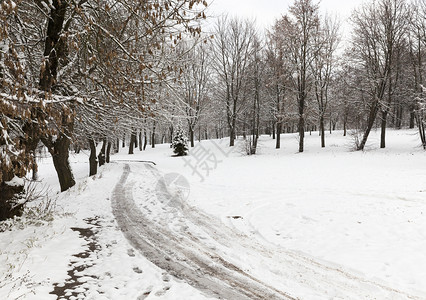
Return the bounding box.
[287,0,320,152]
[177,41,212,147]
[213,16,256,147]
[266,17,292,149]
[246,35,264,154]
[311,15,340,147]
[408,0,426,147]
[351,0,409,150]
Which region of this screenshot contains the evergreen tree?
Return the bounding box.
[172,129,189,156]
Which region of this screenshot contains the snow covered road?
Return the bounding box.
[112,163,294,299]
[111,163,421,300]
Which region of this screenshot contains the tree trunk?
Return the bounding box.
[38,0,75,192]
[89,138,97,176]
[252,132,258,155]
[229,127,235,146]
[380,110,388,149]
[32,152,38,181]
[129,131,136,154]
[228,110,237,146]
[415,113,426,149]
[358,100,379,151]
[0,187,24,220]
[276,122,281,149]
[320,115,325,148]
[343,119,347,137]
[272,121,276,140]
[143,129,148,150]
[139,132,143,151]
[298,115,305,153]
[151,131,156,148]
[190,127,195,147]
[98,138,106,166]
[39,0,68,91]
[122,134,125,148]
[151,121,156,148]
[50,134,75,192]
[0,171,24,221]
[243,115,247,140]
[106,141,112,163]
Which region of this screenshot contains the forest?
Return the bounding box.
[1,0,426,219]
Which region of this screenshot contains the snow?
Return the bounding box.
[1,128,426,299]
[5,175,25,187]
[0,152,210,299]
[0,219,84,299]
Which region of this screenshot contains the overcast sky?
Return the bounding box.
[205,0,366,36]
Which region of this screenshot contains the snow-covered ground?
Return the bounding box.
[1,128,426,299]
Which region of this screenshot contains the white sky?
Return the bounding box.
[205,0,366,36]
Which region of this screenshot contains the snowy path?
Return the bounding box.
[111,163,421,300]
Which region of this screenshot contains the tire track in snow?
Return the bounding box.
[112,164,295,300]
[145,165,425,299]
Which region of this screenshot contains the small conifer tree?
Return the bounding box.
[172,128,189,156]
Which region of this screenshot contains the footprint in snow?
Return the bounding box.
[155,286,171,296]
[127,248,136,257]
[137,287,152,300]
[162,273,171,282]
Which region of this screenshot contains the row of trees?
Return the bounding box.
[1,0,426,219]
[175,0,425,154]
[93,0,426,157]
[0,0,207,219]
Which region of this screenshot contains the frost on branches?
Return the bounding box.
[172,128,189,156]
